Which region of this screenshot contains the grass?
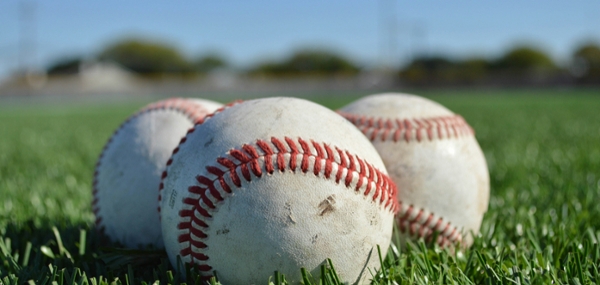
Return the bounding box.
[1,88,599,284]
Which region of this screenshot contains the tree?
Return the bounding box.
[492,46,555,72]
[399,56,491,85]
[97,39,192,75]
[400,56,454,84]
[457,58,490,82]
[194,54,228,74]
[286,49,359,75]
[249,49,359,77]
[46,57,83,75]
[572,43,600,83]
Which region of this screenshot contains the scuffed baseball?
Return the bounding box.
[159,97,398,284]
[339,93,489,247]
[93,98,222,249]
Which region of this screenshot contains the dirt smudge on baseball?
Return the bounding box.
[203,137,214,147]
[284,202,296,224]
[216,227,230,235]
[317,195,336,216]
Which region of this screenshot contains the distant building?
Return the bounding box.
[79,61,138,93]
[0,60,140,96]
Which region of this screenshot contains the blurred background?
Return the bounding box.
[0,0,599,99]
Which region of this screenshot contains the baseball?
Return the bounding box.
[159,97,398,284]
[93,97,223,249]
[338,93,489,247]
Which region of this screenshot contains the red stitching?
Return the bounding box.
[339,112,474,143]
[395,202,462,247]
[340,112,470,247]
[156,100,242,217]
[92,98,219,234]
[165,137,398,277]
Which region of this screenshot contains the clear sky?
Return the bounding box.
[0,0,599,80]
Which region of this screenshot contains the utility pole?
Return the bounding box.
[18,0,36,74]
[388,0,397,70]
[18,0,45,90]
[378,0,397,71]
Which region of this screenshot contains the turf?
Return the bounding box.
[0,88,599,284]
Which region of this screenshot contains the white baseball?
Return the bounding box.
[159,97,397,284]
[93,97,223,249]
[339,93,489,247]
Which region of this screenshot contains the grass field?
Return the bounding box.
[1,88,599,284]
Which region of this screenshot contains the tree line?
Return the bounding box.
[46,38,600,85]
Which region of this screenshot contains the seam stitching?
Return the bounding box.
[340,112,469,246]
[339,112,474,142]
[396,203,462,247]
[157,100,242,216]
[162,136,398,276]
[92,98,214,234]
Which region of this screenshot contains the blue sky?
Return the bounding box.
[0,0,599,79]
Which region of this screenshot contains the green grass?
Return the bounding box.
[1,89,600,284]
